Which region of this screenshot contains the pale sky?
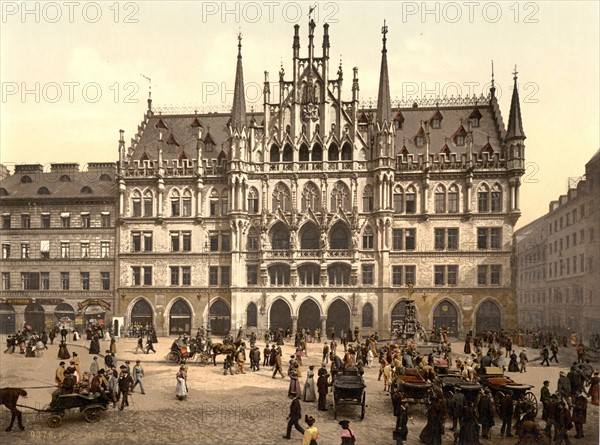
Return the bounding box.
[1,1,598,229]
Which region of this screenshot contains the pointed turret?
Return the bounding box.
[505,66,526,141]
[230,32,247,132]
[376,20,392,126]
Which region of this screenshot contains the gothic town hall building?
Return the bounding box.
[116,22,526,338]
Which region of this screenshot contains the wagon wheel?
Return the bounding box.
[524,392,538,417]
[47,414,62,428]
[360,391,366,420]
[84,406,103,423]
[166,351,181,364]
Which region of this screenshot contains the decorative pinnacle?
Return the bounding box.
[237,31,242,55]
[512,64,518,81]
[381,19,388,50]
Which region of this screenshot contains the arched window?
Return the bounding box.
[330,181,350,212]
[143,190,153,217]
[330,223,350,249]
[328,263,351,285]
[20,175,32,183]
[221,189,229,216]
[246,303,258,327]
[301,182,321,212]
[270,144,280,163]
[405,185,416,213]
[170,189,181,216]
[247,227,259,251]
[247,187,259,214]
[393,185,404,213]
[99,174,112,181]
[311,144,322,162]
[38,187,50,195]
[478,183,490,212]
[80,186,93,194]
[300,224,319,249]
[362,303,373,328]
[299,144,309,162]
[362,185,374,212]
[282,144,293,163]
[209,189,219,216]
[59,175,71,182]
[328,143,339,161]
[182,189,192,216]
[341,142,352,161]
[268,264,290,285]
[434,184,446,213]
[491,183,502,213]
[298,264,320,285]
[271,223,290,250]
[362,226,374,249]
[448,184,459,213]
[272,183,291,212]
[131,190,142,217]
[0,188,7,196]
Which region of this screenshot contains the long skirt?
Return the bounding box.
[176,378,187,398]
[58,344,70,359]
[303,377,316,402]
[288,377,302,398]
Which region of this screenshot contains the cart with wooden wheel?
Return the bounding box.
[332,370,367,420]
[477,367,537,417]
[44,393,110,428]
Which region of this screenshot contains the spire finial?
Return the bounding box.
[141,74,152,111]
[513,64,518,81]
[381,19,388,51]
[237,30,242,55]
[490,59,496,97]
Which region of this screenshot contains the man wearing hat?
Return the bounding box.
[118,366,133,410]
[339,420,356,445]
[317,368,330,411]
[555,401,573,444]
[392,392,409,445]
[131,359,145,395]
[55,361,66,385]
[283,395,304,439]
[518,348,528,373]
[557,371,572,408]
[478,388,495,439]
[90,368,109,401]
[540,380,551,421]
[499,391,514,437]
[544,394,559,440]
[104,350,114,369]
[51,367,76,407]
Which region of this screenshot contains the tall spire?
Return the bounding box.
[230,31,247,131]
[505,66,526,141]
[376,20,392,125]
[490,60,496,98]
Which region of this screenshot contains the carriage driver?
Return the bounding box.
[51,367,77,407]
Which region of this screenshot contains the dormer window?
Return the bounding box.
[456,135,465,146]
[430,110,443,129]
[416,136,424,147]
[393,110,404,130]
[452,124,467,147]
[469,108,482,128]
[471,117,480,128]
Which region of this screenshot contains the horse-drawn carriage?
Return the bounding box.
[476,367,537,417]
[390,368,432,406]
[433,363,480,408]
[166,339,211,366]
[332,369,367,420]
[45,393,110,427]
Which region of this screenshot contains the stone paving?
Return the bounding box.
[1,335,598,445]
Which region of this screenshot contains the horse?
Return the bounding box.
[211,338,244,366]
[0,387,27,431]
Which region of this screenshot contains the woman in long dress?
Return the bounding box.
[288,366,302,399]
[58,340,70,359]
[303,365,316,402]
[176,366,188,400]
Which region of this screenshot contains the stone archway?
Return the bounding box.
[25,303,45,333]
[169,299,192,335]
[0,303,15,334]
[298,299,321,332]
[326,299,351,338]
[131,299,153,327]
[269,299,292,332]
[210,299,231,337]
[475,300,502,332]
[391,300,409,330]
[432,299,459,336]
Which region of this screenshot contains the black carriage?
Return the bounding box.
[45,393,109,428]
[434,365,480,407]
[391,368,432,406]
[476,367,537,417]
[332,370,367,420]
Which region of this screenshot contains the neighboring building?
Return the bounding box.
[0,163,118,334]
[515,148,600,337]
[117,21,525,337]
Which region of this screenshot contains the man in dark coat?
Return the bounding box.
[540,346,550,366]
[263,344,270,367]
[250,346,261,371]
[572,391,587,439]
[477,389,495,439]
[458,404,481,445]
[393,394,409,445]
[545,394,560,440]
[419,395,445,445]
[450,387,466,431]
[118,367,133,410]
[557,371,572,408]
[554,401,573,445]
[540,380,551,421]
[499,392,514,437]
[283,395,304,439]
[317,369,330,411]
